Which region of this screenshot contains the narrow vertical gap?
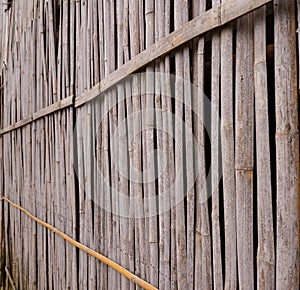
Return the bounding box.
[253,116,258,290]
[232,21,238,290]
[206,0,212,11]
[204,37,212,260]
[266,7,276,259]
[218,49,226,286]
[170,0,174,33]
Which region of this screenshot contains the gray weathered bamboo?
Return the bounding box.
[220,1,237,288]
[194,1,212,289]
[211,0,223,288]
[274,0,300,288]
[253,5,275,289]
[235,12,255,290]
[0,1,299,289]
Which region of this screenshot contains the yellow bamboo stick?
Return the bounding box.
[0,196,158,290]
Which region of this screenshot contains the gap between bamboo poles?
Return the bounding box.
[0,196,158,290]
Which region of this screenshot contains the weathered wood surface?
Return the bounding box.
[0,1,299,290]
[235,12,255,290]
[274,0,299,289]
[75,0,272,107]
[211,0,223,288]
[254,5,275,289]
[0,0,273,136]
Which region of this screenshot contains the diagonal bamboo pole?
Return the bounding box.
[0,196,158,290]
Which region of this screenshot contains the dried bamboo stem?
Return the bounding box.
[274,0,299,288]
[253,5,275,289]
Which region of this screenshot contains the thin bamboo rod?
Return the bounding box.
[253,5,275,289]
[220,1,237,288]
[274,0,299,288]
[5,266,16,290]
[211,0,223,288]
[194,1,212,289]
[235,11,255,289]
[0,196,158,290]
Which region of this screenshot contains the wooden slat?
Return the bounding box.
[174,0,188,288]
[235,12,255,290]
[253,5,275,289]
[194,2,212,290]
[274,0,300,288]
[0,96,73,135]
[211,0,223,288]
[220,7,237,290]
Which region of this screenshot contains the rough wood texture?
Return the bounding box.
[0,0,273,136]
[274,0,300,289]
[211,0,223,288]
[254,5,275,289]
[0,1,299,289]
[194,1,212,290]
[235,12,255,290]
[74,0,272,107]
[220,9,237,290]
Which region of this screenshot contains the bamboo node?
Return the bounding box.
[235,166,254,172]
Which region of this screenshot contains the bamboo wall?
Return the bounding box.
[0,0,299,289]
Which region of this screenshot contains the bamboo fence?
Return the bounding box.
[0,0,299,289]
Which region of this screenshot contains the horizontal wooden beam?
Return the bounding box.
[75,0,272,107]
[0,0,272,135]
[0,96,73,135]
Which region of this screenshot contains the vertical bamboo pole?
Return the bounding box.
[164,3,177,288]
[253,5,275,289]
[77,1,88,288]
[115,0,131,288]
[211,0,223,288]
[123,1,136,287]
[235,12,254,290]
[96,1,108,288]
[156,0,169,288]
[220,3,237,288]
[103,1,114,288]
[157,1,173,287]
[174,1,187,287]
[30,10,38,288]
[109,0,121,287]
[194,1,212,289]
[144,0,158,286]
[128,0,143,281]
[274,1,299,288]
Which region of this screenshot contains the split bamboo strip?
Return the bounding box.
[211,0,223,288]
[194,1,212,289]
[103,1,115,288]
[253,5,275,289]
[163,3,174,288]
[174,0,187,287]
[5,266,16,290]
[235,12,255,289]
[144,0,158,286]
[115,0,130,287]
[0,196,158,290]
[220,1,237,288]
[274,0,300,288]
[108,0,120,287]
